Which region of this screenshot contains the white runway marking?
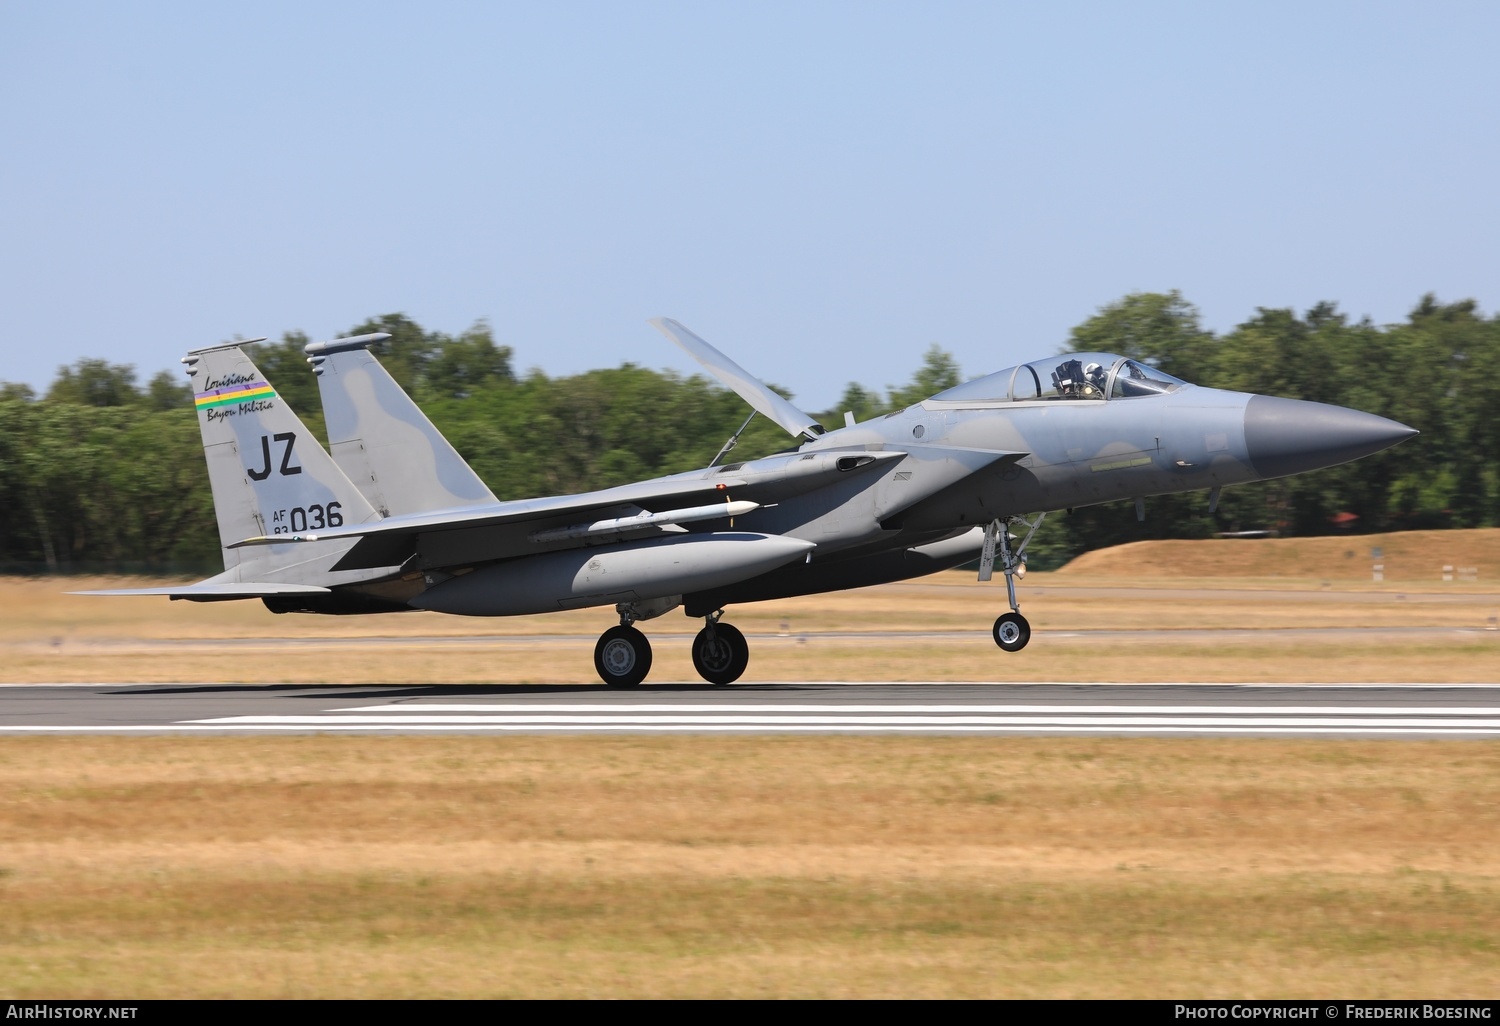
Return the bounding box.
[8,724,1500,735]
[195,715,1500,728]
[167,700,1500,735]
[332,702,1500,715]
[7,687,1500,736]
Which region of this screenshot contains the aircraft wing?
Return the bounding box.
[225,474,756,549]
[650,318,825,441]
[71,582,332,601]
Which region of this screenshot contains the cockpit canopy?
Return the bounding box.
[930,353,1189,404]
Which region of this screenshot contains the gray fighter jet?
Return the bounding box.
[83,320,1416,686]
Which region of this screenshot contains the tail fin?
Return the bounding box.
[305,333,497,516]
[184,342,382,580]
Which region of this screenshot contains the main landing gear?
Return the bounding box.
[594,624,652,688]
[592,606,748,687]
[691,610,749,685]
[981,513,1046,653]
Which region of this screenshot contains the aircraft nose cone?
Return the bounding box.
[1244,395,1418,480]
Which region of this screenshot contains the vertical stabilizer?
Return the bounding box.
[183,343,382,581]
[305,333,498,515]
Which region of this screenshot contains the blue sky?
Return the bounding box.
[2,1,1495,410]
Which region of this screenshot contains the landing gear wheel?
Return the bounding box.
[993,612,1031,653]
[594,625,652,687]
[691,623,749,685]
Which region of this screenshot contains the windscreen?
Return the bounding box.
[1110,359,1187,398]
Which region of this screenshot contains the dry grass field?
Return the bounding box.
[1063,528,1500,582]
[5,527,1500,685]
[2,737,1497,998]
[2,530,1499,997]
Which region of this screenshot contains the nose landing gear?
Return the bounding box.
[981,512,1046,653]
[992,612,1031,653]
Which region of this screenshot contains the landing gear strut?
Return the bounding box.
[981,513,1046,653]
[691,609,749,685]
[594,608,653,687]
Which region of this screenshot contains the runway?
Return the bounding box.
[25,625,1498,649]
[4,682,1500,737]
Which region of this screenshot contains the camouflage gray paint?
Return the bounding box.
[306,333,497,517]
[681,351,1412,614]
[178,343,390,592]
[82,326,1416,686]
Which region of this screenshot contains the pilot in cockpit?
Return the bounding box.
[1084,361,1107,394]
[1052,358,1107,398]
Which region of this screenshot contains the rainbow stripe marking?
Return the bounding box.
[194,381,276,409]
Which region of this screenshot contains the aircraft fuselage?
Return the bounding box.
[81,332,1417,685]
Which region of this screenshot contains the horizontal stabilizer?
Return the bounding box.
[72,582,332,602]
[650,318,825,441]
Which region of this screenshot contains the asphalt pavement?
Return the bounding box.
[5,681,1499,738]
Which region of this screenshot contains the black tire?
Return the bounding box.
[992,612,1031,653]
[594,625,652,687]
[691,623,749,685]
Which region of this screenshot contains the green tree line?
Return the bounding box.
[0,294,1493,574]
[1038,292,1498,567]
